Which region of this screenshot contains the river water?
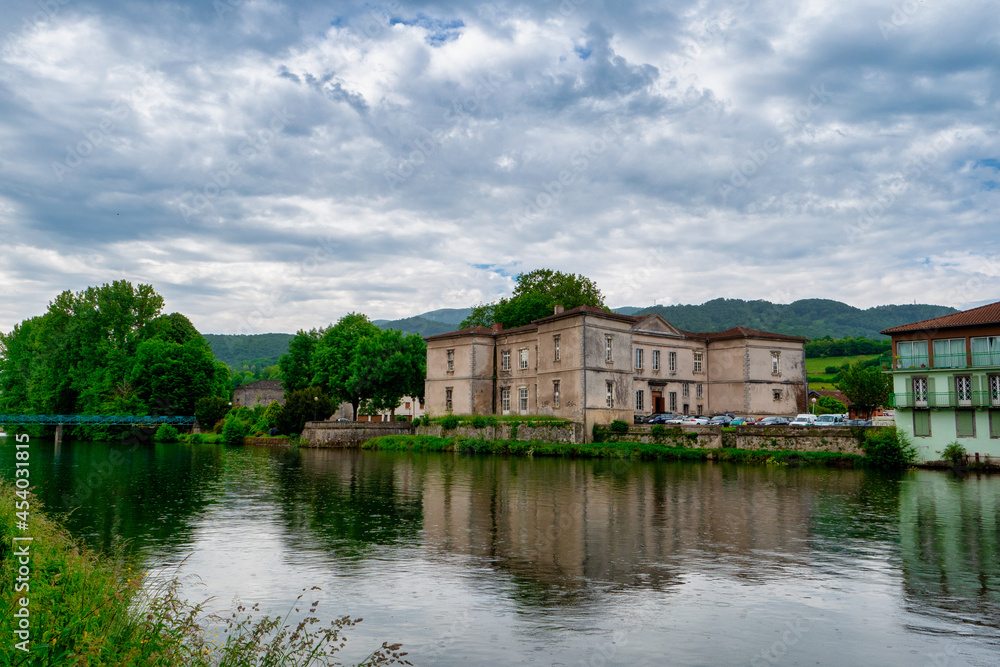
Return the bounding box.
[4,437,1000,666]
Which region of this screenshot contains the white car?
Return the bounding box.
[664,415,688,424]
[681,416,710,425]
[789,414,817,426]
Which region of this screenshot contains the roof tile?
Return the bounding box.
[881,300,1000,334]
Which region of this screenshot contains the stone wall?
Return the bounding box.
[601,425,722,449]
[300,421,415,447]
[416,422,583,443]
[727,426,864,455]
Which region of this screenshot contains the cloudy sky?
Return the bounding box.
[1,0,998,334]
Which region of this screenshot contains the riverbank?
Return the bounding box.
[361,435,864,467]
[0,481,406,665]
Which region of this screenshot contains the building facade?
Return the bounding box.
[425,305,808,434]
[232,379,285,408]
[883,301,1000,461]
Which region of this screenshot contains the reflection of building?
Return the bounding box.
[425,305,807,433]
[883,301,1000,460]
[232,379,284,408]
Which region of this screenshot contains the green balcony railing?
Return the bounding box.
[889,351,1000,370]
[890,392,1000,409]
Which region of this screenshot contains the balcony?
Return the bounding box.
[888,352,1000,371]
[891,391,1000,409]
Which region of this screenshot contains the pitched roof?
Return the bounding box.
[685,326,809,342]
[423,326,496,341]
[532,304,640,324]
[881,300,1000,334]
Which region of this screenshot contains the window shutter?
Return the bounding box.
[926,376,936,406]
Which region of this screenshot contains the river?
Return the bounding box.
[3,437,999,666]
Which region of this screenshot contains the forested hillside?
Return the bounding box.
[203,333,295,370]
[632,298,957,339]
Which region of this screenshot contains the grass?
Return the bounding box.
[0,480,409,666]
[362,435,863,468]
[806,353,882,391]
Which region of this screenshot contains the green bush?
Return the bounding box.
[194,395,231,430]
[411,417,421,427]
[650,424,666,440]
[153,424,180,443]
[939,441,967,465]
[485,416,498,427]
[187,433,204,444]
[440,415,460,430]
[471,415,487,428]
[609,420,629,435]
[861,427,918,470]
[221,413,249,445]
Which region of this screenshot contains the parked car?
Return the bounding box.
[730,416,757,426]
[664,415,688,424]
[845,419,873,427]
[645,413,677,424]
[754,417,791,427]
[681,416,710,425]
[789,414,818,426]
[814,414,847,426]
[707,415,733,426]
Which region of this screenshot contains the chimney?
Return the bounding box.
[491,322,502,333]
[553,305,564,315]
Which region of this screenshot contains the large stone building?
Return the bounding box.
[424,305,808,432]
[232,379,285,408]
[882,300,1000,461]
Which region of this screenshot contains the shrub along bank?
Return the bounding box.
[361,435,864,467]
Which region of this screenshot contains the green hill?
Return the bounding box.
[632,298,957,339]
[203,333,294,370]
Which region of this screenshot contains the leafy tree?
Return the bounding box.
[130,328,228,415]
[312,313,381,418]
[347,329,426,417]
[279,328,323,395]
[836,360,892,420]
[276,387,334,435]
[816,396,847,414]
[195,396,231,429]
[221,412,250,445]
[461,269,605,329]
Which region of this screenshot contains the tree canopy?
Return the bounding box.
[0,282,228,436]
[311,313,426,419]
[836,360,893,420]
[461,269,605,329]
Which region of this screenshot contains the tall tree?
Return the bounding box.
[278,328,322,395]
[836,360,893,420]
[312,313,382,418]
[348,329,426,417]
[461,269,605,329]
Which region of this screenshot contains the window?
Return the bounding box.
[693,351,704,373]
[669,392,677,412]
[553,336,561,361]
[501,387,510,413]
[682,383,690,398]
[956,375,972,406]
[636,389,644,411]
[696,383,703,399]
[668,351,677,373]
[912,377,928,406]
[605,336,613,362]
[501,350,511,371]
[991,410,1000,438]
[519,386,529,411]
[897,340,929,369]
[635,348,643,370]
[445,387,453,411]
[553,380,560,408]
[519,348,529,370]
[606,381,614,408]
[913,410,931,437]
[771,351,781,375]
[697,404,703,415]
[933,338,966,368]
[446,349,454,372]
[956,410,975,438]
[971,336,1000,367]
[652,350,660,370]
[773,389,782,401]
[991,375,1000,407]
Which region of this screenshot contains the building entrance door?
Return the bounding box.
[652,392,664,413]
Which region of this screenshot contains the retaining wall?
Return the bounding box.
[416,422,583,443]
[300,421,415,447]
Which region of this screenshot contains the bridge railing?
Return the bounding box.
[0,415,197,426]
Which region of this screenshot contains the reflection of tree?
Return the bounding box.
[273,449,423,559]
[2,439,226,557]
[899,472,1000,632]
